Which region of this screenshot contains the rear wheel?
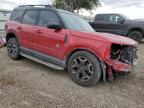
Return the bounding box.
[68,51,102,86]
[6,38,21,60]
[128,31,142,43]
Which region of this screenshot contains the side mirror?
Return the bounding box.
[117,18,124,24]
[47,22,62,30]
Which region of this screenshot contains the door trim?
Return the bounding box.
[20,47,66,68]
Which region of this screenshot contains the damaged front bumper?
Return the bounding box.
[110,43,137,71]
[112,60,134,72]
[102,43,138,81]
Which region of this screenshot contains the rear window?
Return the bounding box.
[10,10,24,22]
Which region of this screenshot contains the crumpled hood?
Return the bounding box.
[71,30,137,46]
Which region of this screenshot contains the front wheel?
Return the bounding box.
[68,51,102,86]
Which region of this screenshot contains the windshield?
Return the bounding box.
[121,14,131,20]
[59,12,95,32]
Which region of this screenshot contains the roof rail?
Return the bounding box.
[18,5,53,8]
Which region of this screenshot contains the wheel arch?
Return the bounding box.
[65,48,106,83]
[64,43,111,82]
[65,48,103,67]
[6,32,18,43]
[127,27,144,38]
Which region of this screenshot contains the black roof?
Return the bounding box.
[14,5,55,11]
[12,5,82,20]
[57,9,77,16]
[96,13,123,16]
[13,5,77,16]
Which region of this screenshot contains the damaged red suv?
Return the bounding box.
[5,5,138,86]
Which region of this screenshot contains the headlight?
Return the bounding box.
[110,43,137,65]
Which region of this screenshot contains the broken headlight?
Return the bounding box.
[110,44,137,65]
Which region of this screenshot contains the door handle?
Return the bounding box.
[35,30,42,34]
[17,26,22,30]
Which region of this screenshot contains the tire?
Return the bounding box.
[128,31,143,43]
[6,38,21,60]
[68,51,102,86]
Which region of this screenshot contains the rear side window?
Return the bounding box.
[38,10,61,27]
[95,15,109,22]
[109,15,122,23]
[95,15,105,21]
[22,10,39,25]
[10,10,24,21]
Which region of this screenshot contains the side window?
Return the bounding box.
[10,10,24,22]
[22,10,38,25]
[38,10,61,27]
[109,15,122,23]
[95,15,110,22]
[95,15,105,22]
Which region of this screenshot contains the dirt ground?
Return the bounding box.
[0,31,5,37]
[0,42,144,108]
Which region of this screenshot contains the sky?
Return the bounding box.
[0,0,144,19]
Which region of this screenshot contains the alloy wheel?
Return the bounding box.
[71,56,94,82]
[7,39,18,58]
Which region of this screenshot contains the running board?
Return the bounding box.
[20,53,64,70]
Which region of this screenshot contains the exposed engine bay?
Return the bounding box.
[101,43,138,82]
[110,44,137,65]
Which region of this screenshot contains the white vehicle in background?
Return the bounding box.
[0,9,11,31]
[0,9,10,46]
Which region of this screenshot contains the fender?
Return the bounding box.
[6,30,19,43]
[63,44,111,83]
[125,27,144,36]
[64,43,111,62]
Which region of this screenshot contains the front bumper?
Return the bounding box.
[112,60,134,72]
[102,43,138,81]
[109,44,137,72]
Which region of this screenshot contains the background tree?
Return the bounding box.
[53,0,101,13]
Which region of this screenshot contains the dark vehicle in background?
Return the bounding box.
[90,13,144,42]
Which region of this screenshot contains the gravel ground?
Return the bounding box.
[0,31,5,37]
[0,31,144,108]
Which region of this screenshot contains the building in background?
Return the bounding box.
[0,9,11,31]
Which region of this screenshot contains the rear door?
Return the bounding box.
[20,10,39,50]
[93,14,110,32]
[7,10,24,44]
[33,10,66,59]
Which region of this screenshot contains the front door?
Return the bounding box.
[93,14,109,32]
[33,10,66,59]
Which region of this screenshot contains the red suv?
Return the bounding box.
[5,5,138,86]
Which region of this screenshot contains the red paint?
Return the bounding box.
[5,21,137,73]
